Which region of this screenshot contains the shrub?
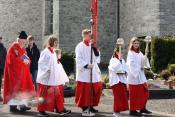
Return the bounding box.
[160,69,171,80]
[169,76,175,81]
[99,62,109,71]
[144,69,154,79]
[101,74,109,88]
[60,52,75,76]
[68,74,76,85]
[101,74,109,84]
[168,64,175,75]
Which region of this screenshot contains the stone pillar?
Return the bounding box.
[42,0,53,48]
[43,0,53,36]
[116,0,119,39]
[53,0,59,48]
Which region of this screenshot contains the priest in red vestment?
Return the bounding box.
[3,31,35,112]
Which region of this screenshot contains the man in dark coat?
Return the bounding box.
[0,37,6,101]
[26,35,40,91]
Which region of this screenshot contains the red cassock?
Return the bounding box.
[3,42,35,104]
[75,81,102,107]
[129,83,149,110]
[59,85,64,103]
[37,84,64,112]
[111,83,129,112]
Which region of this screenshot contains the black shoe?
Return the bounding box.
[129,110,142,116]
[57,109,71,116]
[10,106,20,113]
[38,111,49,117]
[20,105,31,112]
[90,107,98,113]
[81,107,88,112]
[140,108,152,114]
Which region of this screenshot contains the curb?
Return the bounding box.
[149,89,175,99]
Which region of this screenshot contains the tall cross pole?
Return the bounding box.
[87,0,98,116]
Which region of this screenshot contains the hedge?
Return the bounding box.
[151,35,175,73]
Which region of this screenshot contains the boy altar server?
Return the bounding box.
[37,35,71,117]
[75,29,102,116]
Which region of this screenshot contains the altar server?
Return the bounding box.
[108,47,129,117]
[75,29,102,116]
[37,35,71,117]
[127,37,152,116]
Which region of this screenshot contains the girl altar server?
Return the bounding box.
[108,47,129,117]
[127,37,152,116]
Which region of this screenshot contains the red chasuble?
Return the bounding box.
[3,42,35,104]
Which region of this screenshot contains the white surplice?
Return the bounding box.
[75,42,101,83]
[37,48,68,86]
[108,58,128,86]
[56,61,69,85]
[126,51,149,84]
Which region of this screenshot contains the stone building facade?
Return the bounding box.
[0,0,43,48]
[0,0,175,63]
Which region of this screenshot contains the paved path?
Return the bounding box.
[0,96,175,117]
